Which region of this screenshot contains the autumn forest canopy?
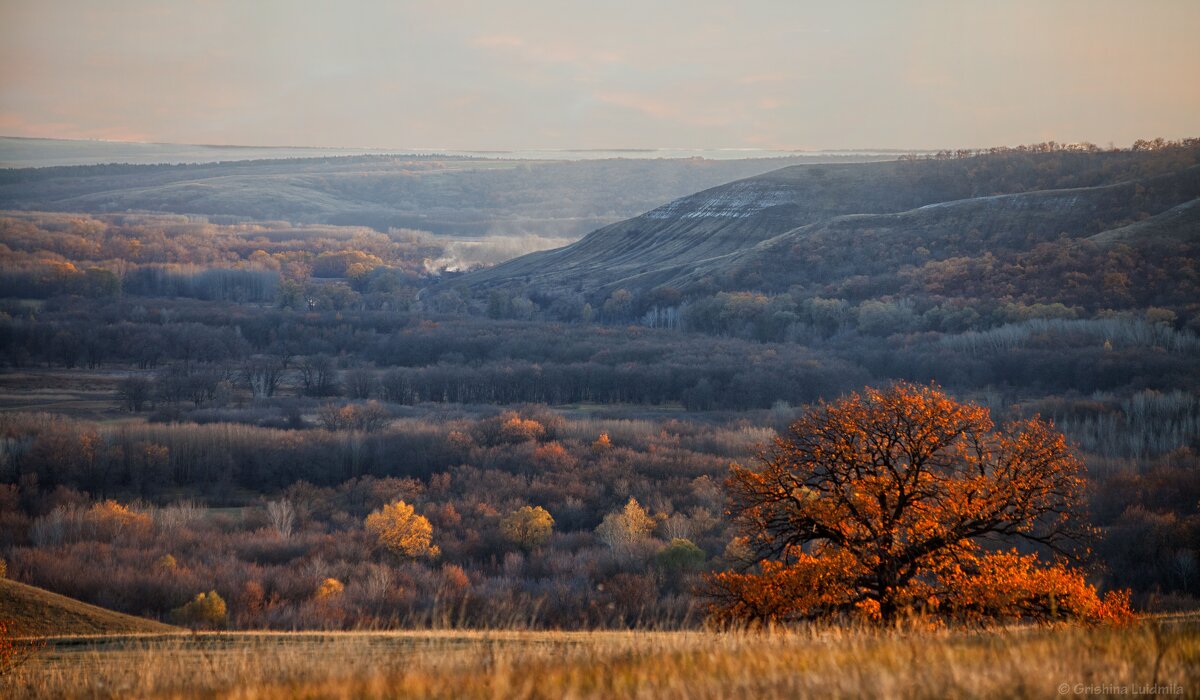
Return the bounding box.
[0,140,1198,631]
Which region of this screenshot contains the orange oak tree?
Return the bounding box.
[709,383,1131,624]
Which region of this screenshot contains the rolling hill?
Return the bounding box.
[457,146,1200,301]
[0,578,178,636]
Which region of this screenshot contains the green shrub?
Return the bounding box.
[655,538,706,573]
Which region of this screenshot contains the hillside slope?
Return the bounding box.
[664,172,1200,296]
[0,578,178,636]
[457,147,1200,300]
[1089,197,1200,245]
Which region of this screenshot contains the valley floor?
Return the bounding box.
[4,615,1199,699]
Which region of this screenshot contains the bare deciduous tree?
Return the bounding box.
[266,499,296,540]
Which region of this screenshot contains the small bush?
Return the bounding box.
[315,578,344,600]
[171,591,228,629]
[656,538,706,573]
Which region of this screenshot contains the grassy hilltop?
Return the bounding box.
[0,579,177,637]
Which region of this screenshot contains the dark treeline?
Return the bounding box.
[3,295,1197,410]
[6,297,1197,416]
[892,138,1200,192]
[1,301,866,408]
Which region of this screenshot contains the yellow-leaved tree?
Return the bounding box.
[595,497,658,562]
[500,505,555,551]
[365,500,440,559]
[171,590,228,629]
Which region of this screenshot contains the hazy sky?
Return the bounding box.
[1,1,1197,150]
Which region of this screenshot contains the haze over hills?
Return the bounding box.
[0,136,407,168]
[0,136,911,168]
[458,145,1200,302]
[0,138,900,241]
[4,2,1200,694]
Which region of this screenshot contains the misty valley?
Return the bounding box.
[4,2,1200,695]
[1,139,1198,698]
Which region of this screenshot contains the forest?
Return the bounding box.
[0,143,1197,630]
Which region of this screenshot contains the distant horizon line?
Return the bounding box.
[0,134,937,155]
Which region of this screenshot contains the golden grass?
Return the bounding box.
[4,616,1198,699]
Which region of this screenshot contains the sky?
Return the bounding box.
[1,0,1197,151]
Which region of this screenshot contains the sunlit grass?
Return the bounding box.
[4,616,1198,699]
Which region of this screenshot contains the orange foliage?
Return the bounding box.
[533,442,574,469]
[315,578,345,600]
[88,500,152,540]
[0,620,42,676]
[317,401,391,433]
[708,383,1132,625]
[365,500,440,559]
[441,563,471,593]
[940,550,1134,624]
[498,414,546,443]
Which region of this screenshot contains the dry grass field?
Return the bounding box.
[0,370,132,422]
[3,616,1198,699]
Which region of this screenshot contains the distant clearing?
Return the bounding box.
[0,370,129,421]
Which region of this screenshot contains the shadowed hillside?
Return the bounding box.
[0,578,178,637]
[666,169,1200,297]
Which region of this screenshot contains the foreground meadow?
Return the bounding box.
[5,615,1198,699]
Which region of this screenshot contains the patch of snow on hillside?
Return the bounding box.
[644,182,795,220]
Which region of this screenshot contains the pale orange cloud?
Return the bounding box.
[591,91,675,120]
[471,33,625,69]
[0,112,152,142]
